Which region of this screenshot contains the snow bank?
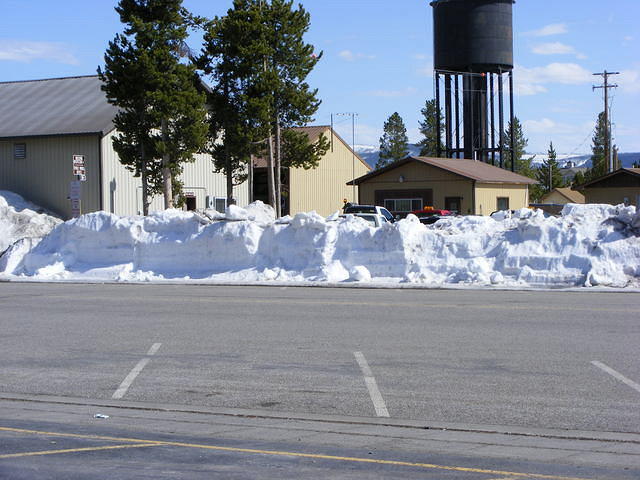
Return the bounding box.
[1,199,639,288]
[0,191,62,255]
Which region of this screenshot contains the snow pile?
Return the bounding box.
[0,191,62,255]
[1,199,639,288]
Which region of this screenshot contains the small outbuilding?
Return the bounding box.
[348,156,537,216]
[579,168,640,207]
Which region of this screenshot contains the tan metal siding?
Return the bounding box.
[288,133,370,216]
[357,162,474,214]
[474,183,529,215]
[0,134,101,218]
[101,131,250,215]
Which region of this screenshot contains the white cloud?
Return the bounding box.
[525,23,568,37]
[516,84,548,96]
[523,119,594,153]
[619,69,640,94]
[0,40,78,65]
[338,50,375,62]
[367,87,418,98]
[514,63,592,96]
[417,65,433,77]
[532,42,576,55]
[412,54,428,60]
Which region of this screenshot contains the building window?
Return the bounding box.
[14,143,26,159]
[497,197,510,211]
[383,198,422,213]
[215,197,227,212]
[444,196,462,213]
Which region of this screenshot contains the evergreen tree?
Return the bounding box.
[201,3,263,204]
[201,0,323,215]
[280,129,330,169]
[377,112,409,169]
[536,141,564,195]
[572,170,586,189]
[417,99,443,157]
[99,0,208,214]
[501,117,530,174]
[587,111,608,181]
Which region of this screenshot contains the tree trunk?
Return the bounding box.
[140,139,150,216]
[223,78,234,206]
[226,143,235,206]
[267,134,277,213]
[275,118,282,218]
[161,119,173,209]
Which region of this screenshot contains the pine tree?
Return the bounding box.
[99,0,208,214]
[502,117,529,174]
[201,3,264,204]
[587,111,608,181]
[377,112,409,169]
[417,99,443,157]
[572,170,586,189]
[201,0,323,215]
[536,141,564,195]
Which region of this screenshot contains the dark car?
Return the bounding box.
[411,208,455,225]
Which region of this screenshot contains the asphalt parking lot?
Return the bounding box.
[1,283,640,478]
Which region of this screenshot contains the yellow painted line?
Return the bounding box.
[0,443,158,459]
[0,427,592,480]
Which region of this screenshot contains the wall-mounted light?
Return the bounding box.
[398,175,405,183]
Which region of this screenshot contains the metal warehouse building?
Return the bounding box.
[0,75,248,219]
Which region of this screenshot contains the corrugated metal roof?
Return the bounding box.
[349,156,538,185]
[0,75,117,139]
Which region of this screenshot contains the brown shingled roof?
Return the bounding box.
[580,167,640,188]
[349,156,538,185]
[251,126,368,169]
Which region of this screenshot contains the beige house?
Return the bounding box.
[348,156,537,216]
[252,126,371,216]
[580,168,640,206]
[0,76,248,219]
[539,187,585,205]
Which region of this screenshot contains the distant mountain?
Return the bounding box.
[355,146,640,170]
[355,144,422,169]
[527,152,640,169]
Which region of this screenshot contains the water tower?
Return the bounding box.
[430,0,515,169]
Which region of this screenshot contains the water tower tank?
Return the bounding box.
[431,0,514,73]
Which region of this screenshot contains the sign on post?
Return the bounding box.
[73,154,86,181]
[70,154,85,217]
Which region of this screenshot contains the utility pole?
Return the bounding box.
[593,70,619,173]
[336,112,358,203]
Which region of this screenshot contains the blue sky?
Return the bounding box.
[2,0,639,154]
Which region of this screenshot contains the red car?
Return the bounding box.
[411,207,455,225]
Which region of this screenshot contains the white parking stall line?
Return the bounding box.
[112,343,162,400]
[591,361,640,394]
[354,351,390,418]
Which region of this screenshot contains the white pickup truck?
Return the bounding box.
[339,213,389,227]
[343,204,396,223]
